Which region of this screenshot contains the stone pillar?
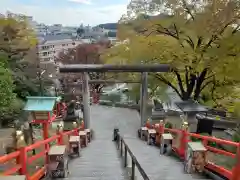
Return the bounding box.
[82,72,90,129]
[140,72,148,127]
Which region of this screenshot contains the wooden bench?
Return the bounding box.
[79,131,87,148]
[48,145,69,178]
[184,142,207,174]
[160,133,173,155]
[85,129,91,143]
[147,129,156,145]
[140,127,148,141]
[69,136,80,157]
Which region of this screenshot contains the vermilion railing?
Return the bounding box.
[1,120,239,180]
[0,127,82,180]
[153,123,240,180]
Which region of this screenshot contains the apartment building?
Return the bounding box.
[38,34,85,64]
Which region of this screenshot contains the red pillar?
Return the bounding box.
[179,128,188,160]
[231,143,240,180]
[17,147,27,176]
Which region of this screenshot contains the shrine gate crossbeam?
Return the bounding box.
[59,64,171,128]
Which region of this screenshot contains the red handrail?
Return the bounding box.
[0,127,81,180]
[152,123,240,180]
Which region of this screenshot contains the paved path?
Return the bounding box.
[68,105,211,180]
[67,105,128,180]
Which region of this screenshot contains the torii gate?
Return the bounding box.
[59,64,171,129]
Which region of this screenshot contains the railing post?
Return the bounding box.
[59,132,64,145]
[56,125,64,145]
[124,145,127,167]
[120,139,123,156]
[231,143,240,180]
[179,122,188,160]
[17,147,27,175]
[159,120,164,135]
[131,158,135,180]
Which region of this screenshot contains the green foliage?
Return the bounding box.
[191,133,217,147]
[164,122,173,129]
[103,0,240,109]
[0,16,52,126]
[105,93,122,103]
[0,55,15,109]
[0,54,17,126]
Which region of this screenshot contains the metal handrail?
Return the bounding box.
[115,131,150,180]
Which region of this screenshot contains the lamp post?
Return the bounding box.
[38,70,46,96]
[38,70,54,96]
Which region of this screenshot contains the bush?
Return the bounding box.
[165,122,173,128]
[190,133,217,147]
[0,98,25,127]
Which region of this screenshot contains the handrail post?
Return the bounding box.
[179,122,188,160]
[131,158,135,180]
[17,147,27,175]
[58,132,64,145]
[231,143,240,180]
[120,139,123,156]
[159,120,164,144]
[159,120,164,135]
[124,145,127,167]
[56,124,64,145]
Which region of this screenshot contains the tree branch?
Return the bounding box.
[193,68,208,100]
[153,73,183,99]
[181,0,195,20]
[200,79,214,92]
[173,69,186,96]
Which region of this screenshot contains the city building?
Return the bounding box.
[0,13,5,18]
[37,34,87,64]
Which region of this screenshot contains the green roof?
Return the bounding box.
[24,96,58,111]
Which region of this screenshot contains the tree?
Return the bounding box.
[103,0,240,107]
[0,54,16,126]
[0,17,46,100]
[57,42,111,100]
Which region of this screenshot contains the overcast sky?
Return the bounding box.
[0,0,130,26]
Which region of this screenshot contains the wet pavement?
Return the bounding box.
[68,105,211,180]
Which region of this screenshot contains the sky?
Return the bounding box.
[0,0,130,26]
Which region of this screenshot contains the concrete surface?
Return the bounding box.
[68,105,211,180]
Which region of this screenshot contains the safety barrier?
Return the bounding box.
[0,127,81,180]
[114,131,150,180]
[153,122,239,180]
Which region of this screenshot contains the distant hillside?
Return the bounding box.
[96,23,117,30]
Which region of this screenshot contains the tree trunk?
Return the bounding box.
[193,69,208,100]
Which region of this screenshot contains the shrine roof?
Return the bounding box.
[175,100,208,112]
[24,96,58,111]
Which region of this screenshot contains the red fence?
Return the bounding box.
[154,123,240,180]
[0,127,81,180]
[1,123,239,180]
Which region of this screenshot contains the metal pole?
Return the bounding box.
[39,75,43,96]
[140,72,148,127]
[82,72,90,129]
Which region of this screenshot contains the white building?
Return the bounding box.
[6,11,33,22]
[0,13,5,18]
[38,34,88,64]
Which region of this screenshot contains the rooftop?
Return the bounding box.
[38,34,76,44]
[175,100,208,112]
[24,96,59,111]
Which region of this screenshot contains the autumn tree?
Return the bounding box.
[0,17,50,100]
[103,0,240,108]
[57,41,111,100]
